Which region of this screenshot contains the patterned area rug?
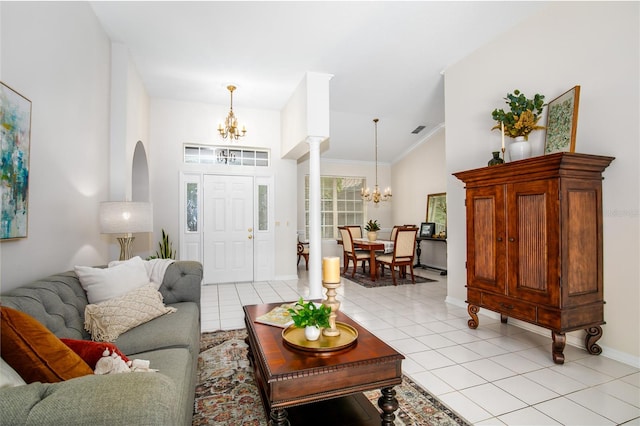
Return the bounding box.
[193,329,469,426]
[344,268,437,288]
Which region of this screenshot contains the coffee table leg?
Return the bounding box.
[378,386,399,426]
[269,408,289,426]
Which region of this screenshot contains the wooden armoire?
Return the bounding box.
[454,152,614,364]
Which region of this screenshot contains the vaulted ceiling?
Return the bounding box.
[90,1,549,162]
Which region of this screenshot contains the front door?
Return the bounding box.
[203,175,254,283]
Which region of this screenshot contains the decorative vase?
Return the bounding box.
[487,151,504,166]
[367,231,377,242]
[509,136,531,162]
[304,325,321,341]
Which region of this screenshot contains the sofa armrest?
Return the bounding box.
[158,261,202,310]
[0,373,180,426]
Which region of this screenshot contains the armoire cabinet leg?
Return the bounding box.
[585,326,603,356]
[467,304,479,329]
[552,331,566,364]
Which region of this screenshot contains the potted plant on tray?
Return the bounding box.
[287,298,331,341]
[364,219,381,242]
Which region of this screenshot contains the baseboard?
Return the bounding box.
[445,296,640,368]
[276,274,300,281]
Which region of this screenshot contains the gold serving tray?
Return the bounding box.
[282,322,358,352]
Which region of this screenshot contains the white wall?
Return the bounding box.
[392,126,447,269]
[392,126,446,225]
[0,2,111,291]
[149,98,298,280]
[105,43,153,260]
[445,2,639,363]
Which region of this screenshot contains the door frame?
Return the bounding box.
[179,171,275,283]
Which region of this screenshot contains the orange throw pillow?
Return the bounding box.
[61,338,130,369]
[0,306,94,383]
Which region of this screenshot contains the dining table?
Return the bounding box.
[337,238,394,281]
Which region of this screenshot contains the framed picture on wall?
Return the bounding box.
[545,85,580,154]
[420,222,435,238]
[1,82,32,240]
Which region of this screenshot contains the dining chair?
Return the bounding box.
[345,225,362,239]
[376,227,418,285]
[389,224,416,241]
[338,226,369,278]
[297,237,309,270]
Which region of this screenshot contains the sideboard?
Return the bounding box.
[454,152,614,364]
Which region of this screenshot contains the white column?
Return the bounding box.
[306,136,323,299]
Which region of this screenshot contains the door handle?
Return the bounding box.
[248,228,253,232]
[248,235,253,240]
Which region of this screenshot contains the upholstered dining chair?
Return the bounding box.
[376,227,418,285]
[297,238,309,270]
[338,226,369,278]
[345,225,362,239]
[390,224,416,242]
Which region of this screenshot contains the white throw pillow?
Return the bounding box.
[108,257,175,290]
[75,256,150,304]
[84,284,176,342]
[1,357,27,388]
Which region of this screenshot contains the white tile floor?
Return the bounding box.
[200,267,640,425]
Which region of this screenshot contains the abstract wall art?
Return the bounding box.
[1,82,32,240]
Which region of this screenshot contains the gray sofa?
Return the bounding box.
[0,261,203,426]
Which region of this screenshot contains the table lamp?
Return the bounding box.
[99,201,153,260]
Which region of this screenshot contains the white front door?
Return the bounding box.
[203,175,254,283]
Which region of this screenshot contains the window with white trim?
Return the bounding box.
[304,176,365,239]
[183,144,269,167]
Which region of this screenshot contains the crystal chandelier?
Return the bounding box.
[218,85,247,140]
[361,118,392,203]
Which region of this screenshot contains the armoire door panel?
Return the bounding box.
[562,179,604,306]
[466,186,505,293]
[507,179,560,306]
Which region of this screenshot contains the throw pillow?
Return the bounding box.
[75,256,150,304]
[0,306,94,383]
[1,358,27,388]
[108,257,175,290]
[84,284,177,342]
[60,338,130,369]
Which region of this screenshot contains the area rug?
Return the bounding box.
[193,329,469,426]
[343,268,437,288]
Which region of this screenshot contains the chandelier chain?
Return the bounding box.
[361,118,392,203]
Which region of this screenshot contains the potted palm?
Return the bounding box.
[364,219,381,241]
[287,298,331,341]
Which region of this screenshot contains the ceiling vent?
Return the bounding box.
[411,125,426,134]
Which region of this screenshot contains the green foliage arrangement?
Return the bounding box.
[287,298,331,328]
[155,228,176,259]
[364,219,381,232]
[491,89,546,140]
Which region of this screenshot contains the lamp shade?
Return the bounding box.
[99,202,153,234]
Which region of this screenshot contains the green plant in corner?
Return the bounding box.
[364,219,381,232]
[287,298,331,328]
[155,228,176,259]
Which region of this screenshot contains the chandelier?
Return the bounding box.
[361,118,392,203]
[218,85,247,140]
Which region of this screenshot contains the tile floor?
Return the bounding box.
[200,267,640,425]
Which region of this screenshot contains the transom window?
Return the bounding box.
[304,176,365,239]
[184,144,269,167]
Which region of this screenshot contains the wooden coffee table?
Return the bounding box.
[243,303,405,426]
